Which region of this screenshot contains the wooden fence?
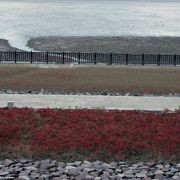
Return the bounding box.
[0,51,179,66]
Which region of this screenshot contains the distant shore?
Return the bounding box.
[0,39,18,51]
[1,36,180,53]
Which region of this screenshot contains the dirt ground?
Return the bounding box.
[0,64,179,94]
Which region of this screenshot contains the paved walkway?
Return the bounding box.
[0,94,180,111]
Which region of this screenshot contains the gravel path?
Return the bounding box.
[0,94,180,111]
[0,159,179,180]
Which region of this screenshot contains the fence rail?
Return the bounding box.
[0,51,179,66]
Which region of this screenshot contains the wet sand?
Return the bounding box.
[1,36,180,54]
[27,36,180,54]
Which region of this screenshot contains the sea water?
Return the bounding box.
[0,0,180,50]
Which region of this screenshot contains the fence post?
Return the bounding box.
[0,51,2,62]
[14,51,17,63]
[125,53,128,65]
[142,53,144,66]
[109,53,113,65]
[157,53,160,66]
[173,54,176,66]
[46,51,49,64]
[62,52,65,64]
[78,52,81,64]
[94,52,97,65]
[30,51,33,63]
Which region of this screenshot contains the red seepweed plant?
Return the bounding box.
[0,108,179,161]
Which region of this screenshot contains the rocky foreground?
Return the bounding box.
[0,159,179,180]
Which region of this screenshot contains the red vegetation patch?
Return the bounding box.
[0,108,179,160]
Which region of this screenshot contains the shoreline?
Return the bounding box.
[1,36,180,53]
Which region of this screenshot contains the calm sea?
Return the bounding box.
[0,0,180,50]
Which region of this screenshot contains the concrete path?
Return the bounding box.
[0,94,180,111]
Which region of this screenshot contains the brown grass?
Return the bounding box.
[0,64,179,94]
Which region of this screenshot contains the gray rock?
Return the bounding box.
[154,173,164,180]
[4,160,13,167]
[155,170,164,175]
[33,162,40,168]
[19,160,29,164]
[85,175,94,180]
[109,176,116,180]
[76,171,88,179]
[131,164,139,169]
[17,176,30,180]
[68,168,80,176]
[117,173,124,178]
[138,166,149,171]
[109,162,117,167]
[81,161,92,169]
[166,171,174,177]
[176,163,180,169]
[89,171,99,177]
[143,177,152,180]
[60,174,69,179]
[67,161,81,167]
[66,163,75,167]
[118,161,126,165]
[171,167,179,173]
[172,176,180,180]
[51,172,61,177]
[101,172,110,178]
[102,163,115,170]
[146,172,154,178]
[65,166,76,170]
[39,164,50,171]
[39,174,49,180]
[25,166,37,171]
[18,172,30,177]
[115,169,122,173]
[94,177,102,180]
[0,159,178,180]
[5,177,14,180]
[57,162,65,167]
[30,174,39,179]
[40,159,51,165]
[84,168,95,173]
[0,171,9,176]
[57,167,64,175]
[155,164,164,169]
[101,176,110,180]
[124,172,135,178]
[165,164,171,168]
[0,178,5,180]
[162,167,169,172]
[49,167,57,172]
[136,172,147,178]
[53,178,63,180]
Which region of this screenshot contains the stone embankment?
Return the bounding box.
[0,159,179,180]
[1,89,180,97]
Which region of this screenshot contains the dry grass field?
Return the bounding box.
[0,64,179,94]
